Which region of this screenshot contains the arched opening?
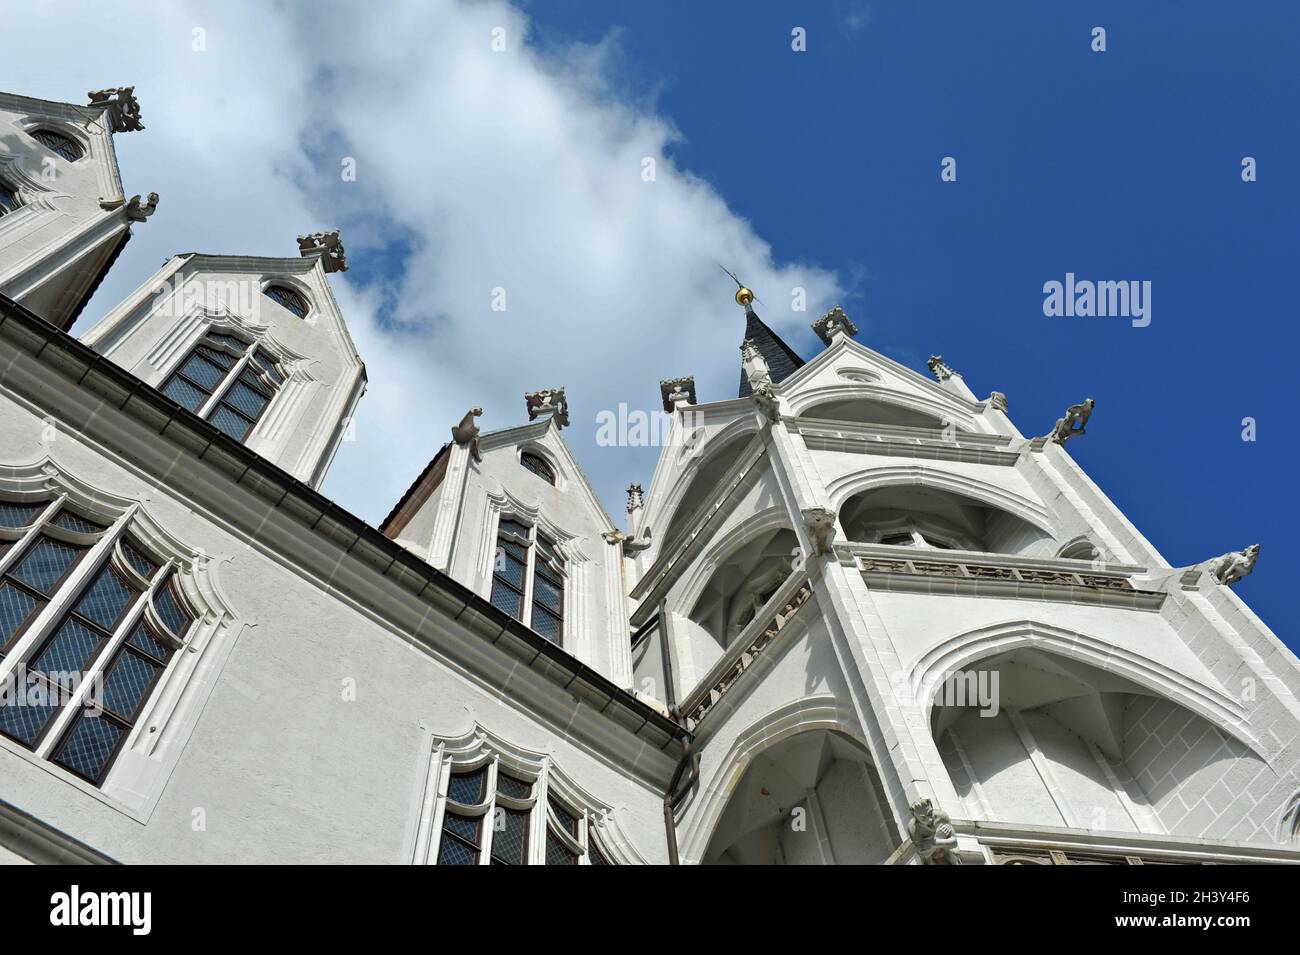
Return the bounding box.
[932,648,1267,841]
[688,525,798,652]
[1057,537,1102,561]
[661,429,755,552]
[802,397,949,430]
[838,484,1051,556]
[703,730,894,864]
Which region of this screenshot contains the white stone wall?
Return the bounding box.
[0,93,132,328]
[0,383,668,864]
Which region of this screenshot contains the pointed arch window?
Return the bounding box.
[160,333,285,443]
[0,183,20,218]
[421,730,621,865]
[519,451,555,485]
[29,129,82,162]
[490,518,564,645]
[263,285,309,319]
[0,501,193,785]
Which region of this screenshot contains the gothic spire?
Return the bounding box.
[719,267,806,397]
[736,307,805,397]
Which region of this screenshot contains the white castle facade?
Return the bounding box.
[0,87,1298,865]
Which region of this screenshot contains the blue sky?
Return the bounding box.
[6,1,1294,648]
[511,0,1297,645]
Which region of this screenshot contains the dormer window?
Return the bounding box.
[0,183,19,217]
[29,129,82,162]
[490,518,565,645]
[519,451,555,485]
[160,333,283,443]
[263,285,308,319]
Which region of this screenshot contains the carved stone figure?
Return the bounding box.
[525,388,569,429]
[296,229,348,273]
[811,305,858,346]
[927,355,957,381]
[1205,544,1259,586]
[987,391,1008,413]
[87,87,145,132]
[124,192,159,222]
[908,798,960,865]
[451,407,483,462]
[606,525,652,553]
[1050,398,1095,445]
[801,507,836,556]
[751,381,780,424]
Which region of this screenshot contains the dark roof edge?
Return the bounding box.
[0,293,689,753]
[64,226,131,332]
[0,797,118,864]
[379,440,450,535]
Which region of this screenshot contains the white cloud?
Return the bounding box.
[12,0,843,525]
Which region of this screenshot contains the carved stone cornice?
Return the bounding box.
[843,543,1164,610]
[680,575,814,732]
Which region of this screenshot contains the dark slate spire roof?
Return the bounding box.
[738,308,806,397]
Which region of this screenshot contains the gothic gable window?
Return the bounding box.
[0,501,193,786]
[417,727,627,865]
[29,129,83,162]
[0,183,20,217]
[160,333,284,443]
[490,518,565,645]
[262,284,309,319]
[519,451,556,485]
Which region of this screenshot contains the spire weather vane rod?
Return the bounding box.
[717,263,763,309]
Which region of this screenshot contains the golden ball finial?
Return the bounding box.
[735,286,754,308]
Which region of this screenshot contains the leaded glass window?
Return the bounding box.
[430,749,616,865]
[439,767,488,865]
[544,795,582,865]
[0,500,192,785]
[0,183,19,217]
[490,807,530,865]
[519,451,556,485]
[437,811,481,865]
[532,534,564,644]
[490,522,528,620]
[489,517,565,646]
[53,616,179,785]
[30,129,82,162]
[0,505,96,658]
[263,285,308,319]
[160,334,282,445]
